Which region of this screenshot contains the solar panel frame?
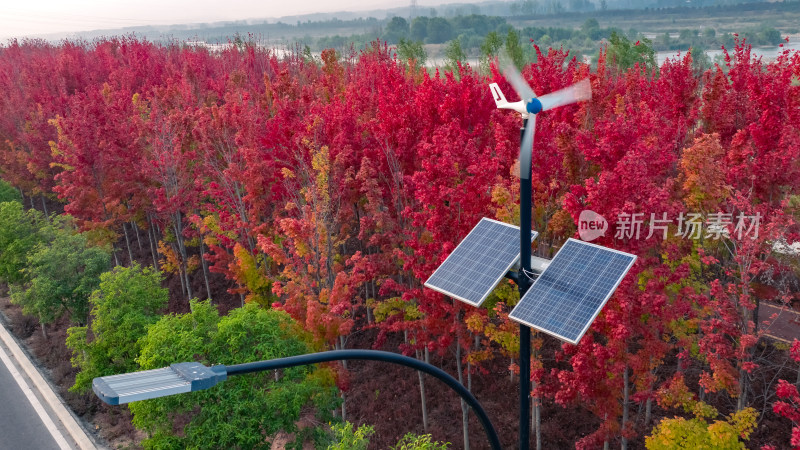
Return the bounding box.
[424,218,538,307]
[509,238,636,344]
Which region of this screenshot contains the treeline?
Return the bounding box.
[1,36,800,448]
[364,13,783,68]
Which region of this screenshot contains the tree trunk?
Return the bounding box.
[532,346,541,450]
[172,212,192,300]
[40,194,48,217]
[366,264,375,325]
[796,360,800,390]
[40,317,47,339]
[337,336,347,421]
[147,215,159,270]
[123,222,134,265]
[645,360,654,425]
[737,367,748,411]
[456,339,470,450]
[340,390,346,422]
[177,260,187,299]
[621,365,629,450]
[183,264,192,300]
[535,393,542,450]
[417,348,429,433]
[132,221,142,251]
[200,243,211,300]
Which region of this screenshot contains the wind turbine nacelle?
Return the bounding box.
[489,83,542,116]
[489,83,542,118]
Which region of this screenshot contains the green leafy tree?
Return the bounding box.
[657,32,671,50]
[130,301,339,449]
[326,422,374,450]
[410,16,429,42]
[0,180,21,203]
[392,433,450,450]
[690,46,712,76]
[758,26,782,45]
[444,38,467,73]
[0,201,43,285]
[480,31,505,71]
[679,29,696,43]
[581,18,601,40]
[10,222,110,330]
[505,28,526,70]
[397,39,427,68]
[426,17,453,44]
[384,16,409,44]
[606,31,657,73]
[646,377,757,449]
[645,407,757,449]
[480,31,504,60]
[66,264,168,393]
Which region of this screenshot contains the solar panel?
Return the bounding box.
[424,218,538,307]
[509,238,636,344]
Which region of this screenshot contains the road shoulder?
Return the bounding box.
[0,318,99,450]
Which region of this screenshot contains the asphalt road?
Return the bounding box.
[0,343,63,450]
[760,302,800,343]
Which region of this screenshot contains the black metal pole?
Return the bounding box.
[225,349,502,450]
[519,120,532,450]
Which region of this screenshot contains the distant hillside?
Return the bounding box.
[22,0,789,43]
[508,0,800,34]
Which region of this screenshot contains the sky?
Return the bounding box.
[0,0,474,41]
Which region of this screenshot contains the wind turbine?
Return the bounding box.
[489,63,591,180]
[490,58,591,450]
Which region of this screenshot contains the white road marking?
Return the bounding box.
[0,341,71,450]
[760,303,800,343]
[0,321,96,449]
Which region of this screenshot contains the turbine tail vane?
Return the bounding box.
[489,83,509,109]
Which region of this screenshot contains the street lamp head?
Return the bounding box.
[92,362,227,405]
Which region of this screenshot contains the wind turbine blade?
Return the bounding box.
[537,78,592,111]
[499,52,536,101]
[519,115,536,180]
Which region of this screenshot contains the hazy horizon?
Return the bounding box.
[0,0,487,41]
